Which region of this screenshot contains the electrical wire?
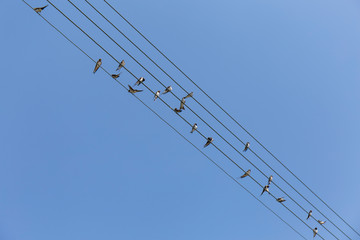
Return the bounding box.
[103,0,360,237]
[22,1,308,239]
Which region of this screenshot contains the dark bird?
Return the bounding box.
[307,210,312,220]
[277,197,286,203]
[34,5,48,13]
[313,228,318,238]
[190,123,197,133]
[93,59,102,74]
[116,60,125,71]
[128,85,143,94]
[240,169,251,178]
[111,73,120,79]
[261,185,269,195]
[180,97,186,110]
[134,77,145,86]
[243,142,250,152]
[163,86,172,94]
[204,137,213,148]
[184,92,194,99]
[154,91,160,101]
[174,108,182,113]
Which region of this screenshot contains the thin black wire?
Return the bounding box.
[59,1,341,239]
[103,0,360,237]
[22,2,308,239]
[42,1,327,238]
[86,1,352,239]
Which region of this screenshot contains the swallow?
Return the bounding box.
[317,220,326,225]
[180,97,186,110]
[34,5,48,13]
[184,92,194,99]
[116,60,125,71]
[204,137,213,148]
[313,228,318,238]
[190,123,197,133]
[134,77,145,86]
[261,185,270,195]
[154,91,160,101]
[163,86,172,94]
[243,142,250,152]
[268,175,273,185]
[277,197,286,203]
[128,85,143,93]
[111,73,120,79]
[174,108,182,113]
[93,59,102,74]
[240,169,251,178]
[307,210,312,220]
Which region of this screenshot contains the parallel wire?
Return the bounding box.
[58,0,342,238]
[22,2,308,239]
[43,1,328,238]
[85,1,352,239]
[103,0,360,237]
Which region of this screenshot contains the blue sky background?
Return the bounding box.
[1,0,360,239]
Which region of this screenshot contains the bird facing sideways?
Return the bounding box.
[93,59,102,74]
[34,5,48,13]
[128,85,143,94]
[204,137,213,148]
[240,169,251,178]
[243,142,250,152]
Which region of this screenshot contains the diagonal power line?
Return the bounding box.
[103,0,360,238]
[22,1,308,239]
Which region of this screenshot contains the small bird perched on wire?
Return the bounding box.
[268,175,273,185]
[307,210,312,220]
[34,5,48,13]
[184,92,193,99]
[204,137,213,148]
[313,228,318,238]
[154,91,160,101]
[261,185,270,195]
[116,60,125,71]
[277,197,286,203]
[240,169,251,178]
[174,108,182,113]
[134,77,145,86]
[128,85,142,94]
[93,59,102,74]
[190,123,197,133]
[163,86,172,94]
[243,142,250,152]
[317,220,326,225]
[111,73,120,79]
[180,97,186,110]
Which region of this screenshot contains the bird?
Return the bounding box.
[154,91,160,101]
[240,169,251,178]
[180,97,186,110]
[317,220,326,225]
[174,108,182,113]
[128,85,143,93]
[277,197,286,203]
[204,137,213,148]
[111,73,120,79]
[34,5,48,13]
[184,92,194,99]
[313,228,318,238]
[93,59,102,74]
[268,175,273,185]
[261,185,270,195]
[307,210,312,220]
[190,123,197,133]
[163,86,172,94]
[134,77,145,86]
[243,142,250,152]
[116,60,125,71]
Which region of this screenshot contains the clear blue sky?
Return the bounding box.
[1,0,360,239]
